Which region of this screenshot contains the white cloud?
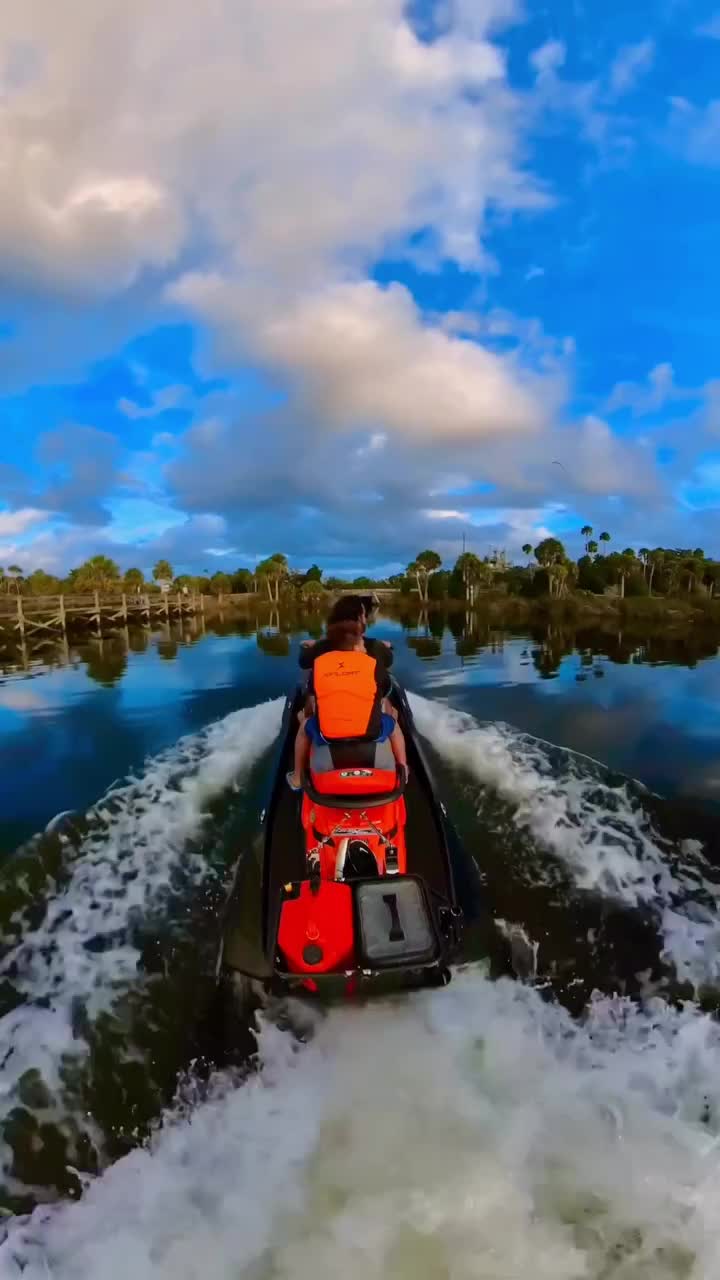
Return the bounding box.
[423,509,471,521]
[607,362,677,415]
[0,0,544,295]
[668,97,720,166]
[118,386,187,420]
[0,507,48,538]
[530,40,566,80]
[606,365,720,428]
[175,278,556,443]
[0,0,572,514]
[525,265,545,281]
[0,0,674,570]
[609,40,655,96]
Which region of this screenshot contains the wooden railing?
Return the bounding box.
[0,591,202,637]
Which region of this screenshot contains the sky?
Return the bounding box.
[1,0,720,580]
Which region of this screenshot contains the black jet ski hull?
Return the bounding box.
[218,679,481,998]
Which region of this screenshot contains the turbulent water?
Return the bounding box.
[0,699,283,1211]
[3,975,720,1278]
[2,629,720,1277]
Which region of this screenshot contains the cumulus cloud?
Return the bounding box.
[607,362,677,415]
[0,507,48,538]
[0,0,677,570]
[606,365,720,426]
[118,386,187,420]
[36,425,121,525]
[530,40,567,80]
[0,0,544,296]
[159,375,660,574]
[609,40,655,96]
[174,277,557,442]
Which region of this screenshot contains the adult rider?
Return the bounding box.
[298,594,393,675]
[287,597,407,790]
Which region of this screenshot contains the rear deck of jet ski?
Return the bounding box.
[218,679,479,998]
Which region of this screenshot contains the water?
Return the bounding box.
[2,607,720,1276]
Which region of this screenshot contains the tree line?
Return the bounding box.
[0,553,377,599]
[395,535,720,603]
[5,530,720,603]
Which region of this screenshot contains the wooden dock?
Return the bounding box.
[0,590,203,642]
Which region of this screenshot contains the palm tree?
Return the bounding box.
[522,543,533,560]
[256,553,288,602]
[581,525,593,553]
[124,567,144,594]
[7,565,23,594]
[416,549,442,602]
[599,532,611,553]
[256,560,275,601]
[682,556,702,594]
[665,557,682,597]
[407,550,441,603]
[703,562,720,598]
[547,562,564,598]
[587,540,598,556]
[454,552,489,606]
[153,560,173,585]
[647,549,664,596]
[533,537,566,567]
[74,556,120,592]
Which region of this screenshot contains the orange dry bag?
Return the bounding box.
[314,650,378,739]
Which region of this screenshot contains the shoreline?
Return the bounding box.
[388,592,720,629]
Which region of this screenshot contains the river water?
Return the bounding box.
[2,608,720,1277]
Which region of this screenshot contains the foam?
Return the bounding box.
[0,700,283,1138]
[409,693,720,994]
[2,969,720,1279]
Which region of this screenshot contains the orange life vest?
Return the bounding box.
[313,649,379,739]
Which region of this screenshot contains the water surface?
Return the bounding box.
[2,607,720,1276]
[4,609,720,854]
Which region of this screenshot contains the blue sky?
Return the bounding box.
[1,0,720,578]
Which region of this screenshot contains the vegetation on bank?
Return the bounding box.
[5,528,720,614]
[0,554,330,600]
[5,600,720,686]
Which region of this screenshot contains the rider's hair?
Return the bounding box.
[327,595,366,626]
[326,619,364,650]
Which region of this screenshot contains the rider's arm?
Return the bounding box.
[298,644,314,670]
[366,636,393,671]
[299,638,326,670]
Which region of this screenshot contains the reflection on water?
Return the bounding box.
[401,605,720,674]
[3,603,720,857]
[4,603,720,684]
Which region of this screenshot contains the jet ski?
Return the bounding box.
[218,679,480,1000]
